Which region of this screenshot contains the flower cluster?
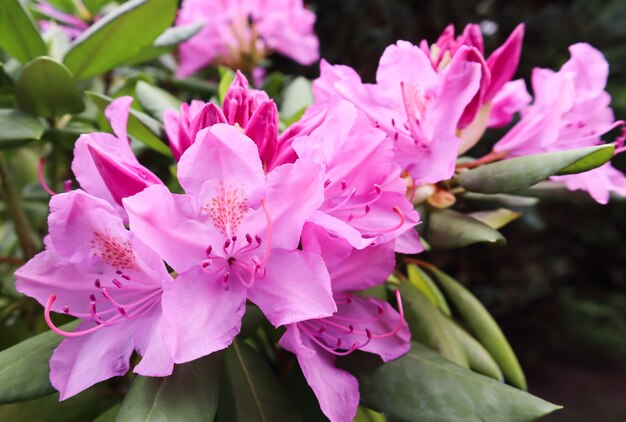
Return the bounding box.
[17,73,418,421]
[14,11,626,422]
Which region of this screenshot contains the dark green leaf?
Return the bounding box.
[86,91,171,156]
[0,109,45,148]
[427,208,506,250]
[63,0,178,80]
[94,404,121,422]
[0,386,118,420]
[430,268,527,389]
[342,342,561,422]
[16,57,85,117]
[0,0,47,64]
[218,340,302,422]
[116,353,222,422]
[449,321,503,381]
[135,81,181,122]
[0,322,78,404]
[457,145,615,194]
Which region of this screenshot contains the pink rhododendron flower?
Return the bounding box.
[124,123,336,363]
[280,226,410,422]
[164,71,278,164]
[286,98,422,252]
[176,0,319,77]
[494,43,626,204]
[420,23,526,124]
[313,42,482,183]
[15,190,173,399]
[72,96,164,220]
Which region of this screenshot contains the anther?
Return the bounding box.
[112,279,123,288]
[94,279,101,288]
[206,245,213,256]
[324,179,331,188]
[245,233,252,243]
[89,293,96,302]
[63,306,69,313]
[121,274,131,281]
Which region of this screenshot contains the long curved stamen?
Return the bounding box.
[258,198,273,266]
[325,187,357,213]
[300,323,360,356]
[350,206,406,234]
[45,295,107,337]
[38,158,57,196]
[371,290,405,339]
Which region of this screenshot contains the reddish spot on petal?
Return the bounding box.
[90,231,137,270]
[204,182,248,235]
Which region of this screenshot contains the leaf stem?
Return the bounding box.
[0,152,36,258]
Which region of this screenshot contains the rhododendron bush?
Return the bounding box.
[0,0,624,421]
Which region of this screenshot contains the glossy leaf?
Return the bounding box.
[0,109,44,148]
[116,353,222,422]
[406,264,451,316]
[430,267,527,390]
[468,208,521,230]
[135,81,181,122]
[0,387,118,420]
[449,321,503,381]
[398,282,468,367]
[86,91,171,156]
[0,322,78,404]
[427,208,506,250]
[218,340,302,422]
[0,0,47,64]
[457,145,615,194]
[63,0,178,80]
[126,22,204,66]
[341,342,561,422]
[281,76,313,119]
[16,57,85,117]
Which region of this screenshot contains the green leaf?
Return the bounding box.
[94,404,121,422]
[135,81,181,122]
[281,76,313,119]
[0,109,44,148]
[63,0,178,80]
[427,208,506,250]
[406,264,451,316]
[16,57,85,117]
[86,91,171,156]
[398,282,468,368]
[218,340,302,422]
[218,67,236,104]
[125,22,204,66]
[449,321,503,381]
[341,342,561,422]
[457,145,615,194]
[0,386,118,420]
[354,406,387,422]
[0,0,47,64]
[467,208,521,230]
[429,268,527,389]
[116,353,222,422]
[0,322,78,404]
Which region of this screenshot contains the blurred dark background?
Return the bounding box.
[293,1,626,420]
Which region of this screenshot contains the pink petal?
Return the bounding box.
[50,321,136,400]
[487,79,532,128]
[133,308,175,376]
[104,96,134,142]
[177,124,265,200]
[162,267,246,363]
[279,325,359,422]
[248,249,335,327]
[244,100,279,166]
[484,24,525,102]
[124,185,212,274]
